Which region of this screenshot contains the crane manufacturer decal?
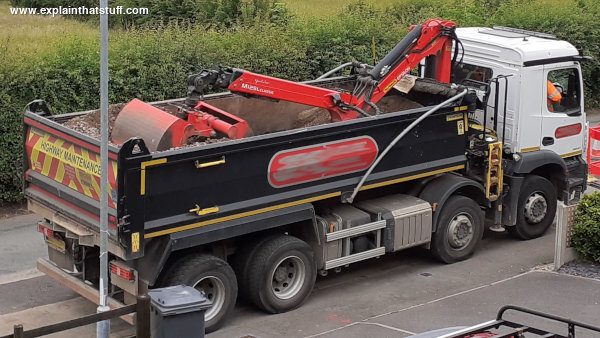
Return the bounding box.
[268,136,378,188]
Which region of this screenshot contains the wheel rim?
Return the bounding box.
[193,276,226,322]
[447,213,474,249]
[524,192,547,224]
[271,256,306,300]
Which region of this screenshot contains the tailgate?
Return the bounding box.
[23,101,122,254]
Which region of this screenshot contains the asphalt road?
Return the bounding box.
[210,228,558,337]
[0,219,558,337]
[0,214,79,315]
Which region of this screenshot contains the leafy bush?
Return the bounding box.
[489,0,600,107]
[572,193,600,262]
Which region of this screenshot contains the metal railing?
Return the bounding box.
[1,295,150,338]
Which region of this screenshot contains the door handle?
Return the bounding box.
[542,137,554,146]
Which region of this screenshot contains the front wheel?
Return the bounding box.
[160,254,237,333]
[509,175,557,240]
[245,235,316,313]
[431,196,484,263]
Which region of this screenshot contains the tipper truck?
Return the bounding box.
[23,20,590,331]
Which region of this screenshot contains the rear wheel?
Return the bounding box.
[160,254,237,333]
[244,235,316,313]
[230,236,274,300]
[509,175,557,240]
[431,196,484,263]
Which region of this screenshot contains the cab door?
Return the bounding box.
[540,65,585,157]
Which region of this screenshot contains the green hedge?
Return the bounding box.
[572,193,600,262]
[1,0,600,203]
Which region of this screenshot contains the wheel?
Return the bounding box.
[230,236,274,300]
[160,254,237,333]
[509,175,557,240]
[244,235,316,313]
[431,196,484,263]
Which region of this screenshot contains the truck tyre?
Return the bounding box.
[431,196,484,263]
[509,175,556,240]
[230,236,274,300]
[245,235,316,313]
[160,254,237,333]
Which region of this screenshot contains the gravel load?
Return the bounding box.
[59,95,423,152]
[63,104,125,140]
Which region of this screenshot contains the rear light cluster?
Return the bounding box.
[110,262,134,281]
[38,222,54,238]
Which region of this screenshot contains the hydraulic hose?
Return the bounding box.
[317,62,368,80]
[346,88,468,203]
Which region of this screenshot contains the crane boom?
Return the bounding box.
[186,19,458,121]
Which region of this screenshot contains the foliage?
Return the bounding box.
[2,0,600,202]
[572,193,600,263]
[9,0,293,28]
[489,0,600,107]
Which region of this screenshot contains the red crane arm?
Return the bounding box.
[223,70,355,121]
[185,19,458,122]
[366,19,456,106]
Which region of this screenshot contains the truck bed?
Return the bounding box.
[23,76,471,259]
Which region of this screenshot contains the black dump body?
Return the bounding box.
[23,76,471,259]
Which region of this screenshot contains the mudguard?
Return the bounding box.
[507,150,566,175]
[418,174,487,231]
[133,203,316,286]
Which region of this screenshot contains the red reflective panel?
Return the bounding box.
[38,223,54,238]
[555,123,582,139]
[110,263,133,280]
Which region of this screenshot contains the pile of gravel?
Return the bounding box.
[557,260,600,280]
[63,103,125,139]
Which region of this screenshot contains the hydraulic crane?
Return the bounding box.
[185,19,459,121]
[111,19,460,151]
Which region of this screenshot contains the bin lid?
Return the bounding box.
[149,285,212,315]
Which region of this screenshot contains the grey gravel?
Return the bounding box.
[557,260,600,280]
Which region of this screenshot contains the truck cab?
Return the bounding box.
[450,26,588,227]
[454,26,588,159]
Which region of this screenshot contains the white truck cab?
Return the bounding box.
[454,26,588,158]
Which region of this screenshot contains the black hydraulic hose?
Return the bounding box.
[368,25,423,81]
[346,89,468,203]
[343,104,371,118]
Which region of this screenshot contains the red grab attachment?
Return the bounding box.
[191,102,252,140]
[111,99,253,152]
[111,98,197,152]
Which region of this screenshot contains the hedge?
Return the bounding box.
[1,0,599,203]
[572,193,600,262]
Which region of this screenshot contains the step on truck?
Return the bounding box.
[24,20,589,331]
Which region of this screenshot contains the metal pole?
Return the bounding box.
[13,324,24,338]
[136,295,151,337]
[97,0,110,337]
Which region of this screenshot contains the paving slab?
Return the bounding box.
[0,276,78,315]
[0,297,132,338]
[0,215,46,276]
[310,322,413,338]
[325,271,600,337]
[210,230,556,338]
